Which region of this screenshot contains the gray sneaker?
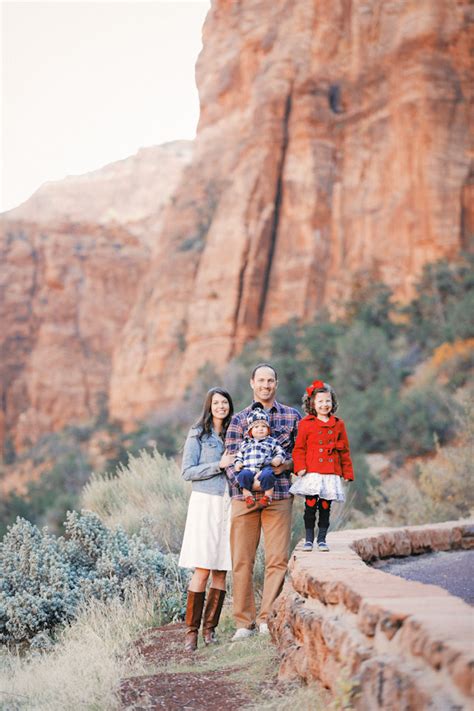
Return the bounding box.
[317,541,330,552]
[231,627,256,641]
[302,541,313,552]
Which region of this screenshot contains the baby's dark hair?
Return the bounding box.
[302,383,338,416]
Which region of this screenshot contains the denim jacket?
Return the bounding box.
[181,426,228,496]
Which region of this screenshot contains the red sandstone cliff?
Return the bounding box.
[1,0,472,449]
[0,143,192,450]
[109,0,473,423]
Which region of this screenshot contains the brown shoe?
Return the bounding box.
[202,588,226,645]
[245,495,256,508]
[259,495,272,508]
[184,590,205,652]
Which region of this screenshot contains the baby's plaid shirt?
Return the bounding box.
[225,400,301,500]
[234,436,287,473]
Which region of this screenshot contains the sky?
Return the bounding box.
[1,0,210,212]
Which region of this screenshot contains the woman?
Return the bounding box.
[179,387,235,651]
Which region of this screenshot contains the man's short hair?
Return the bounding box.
[251,363,278,381]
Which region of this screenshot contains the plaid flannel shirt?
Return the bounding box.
[225,400,301,500]
[234,436,287,474]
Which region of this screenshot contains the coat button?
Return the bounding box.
[319,458,323,462]
[318,430,323,434]
[319,448,323,452]
[328,430,333,434]
[329,458,333,462]
[319,440,323,444]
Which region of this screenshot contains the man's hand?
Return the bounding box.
[270,455,283,467]
[220,451,235,469]
[296,469,307,477]
[272,459,293,476]
[234,460,243,472]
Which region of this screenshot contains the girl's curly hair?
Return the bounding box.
[302,384,338,416]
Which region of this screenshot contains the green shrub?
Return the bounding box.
[349,453,380,513]
[338,386,400,453]
[333,323,400,393]
[344,277,399,340]
[405,254,474,352]
[81,448,189,553]
[0,451,91,539]
[0,510,188,645]
[397,386,457,456]
[300,318,345,383]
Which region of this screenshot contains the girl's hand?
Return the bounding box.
[297,469,307,477]
[220,451,235,469]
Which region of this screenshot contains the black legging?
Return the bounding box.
[303,496,331,530]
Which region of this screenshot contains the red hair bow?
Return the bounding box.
[306,379,324,396]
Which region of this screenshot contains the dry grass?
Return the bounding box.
[81,448,190,553]
[0,590,156,710]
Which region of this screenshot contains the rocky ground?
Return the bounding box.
[120,623,252,710]
[119,621,328,710]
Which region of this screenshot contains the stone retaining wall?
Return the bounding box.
[268,520,474,709]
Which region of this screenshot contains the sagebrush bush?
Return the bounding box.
[0,510,188,645]
[0,591,155,710]
[349,399,474,528]
[81,448,189,553]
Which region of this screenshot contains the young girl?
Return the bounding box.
[290,379,354,551]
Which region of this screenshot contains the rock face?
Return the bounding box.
[109,0,472,423]
[1,1,472,448]
[0,221,148,451]
[269,520,474,709]
[0,143,192,450]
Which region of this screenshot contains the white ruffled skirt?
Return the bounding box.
[178,489,232,571]
[290,472,346,502]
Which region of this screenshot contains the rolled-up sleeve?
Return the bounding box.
[181,430,222,482]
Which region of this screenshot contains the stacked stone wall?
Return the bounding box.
[269,520,474,709]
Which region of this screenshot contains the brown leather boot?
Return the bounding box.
[184,590,205,652]
[202,588,226,645]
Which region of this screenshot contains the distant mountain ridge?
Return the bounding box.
[5,141,193,240]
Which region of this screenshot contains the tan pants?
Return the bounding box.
[230,497,293,629]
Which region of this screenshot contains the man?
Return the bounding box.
[225,363,301,639]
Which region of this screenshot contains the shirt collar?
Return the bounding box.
[251,399,280,413]
[306,414,337,427]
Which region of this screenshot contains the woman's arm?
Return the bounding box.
[181,430,223,482]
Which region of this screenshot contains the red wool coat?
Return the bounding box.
[292,414,354,480]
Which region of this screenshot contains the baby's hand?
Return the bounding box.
[297,469,307,477]
[271,455,283,467]
[234,461,243,472]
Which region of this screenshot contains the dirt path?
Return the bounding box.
[119,623,254,710]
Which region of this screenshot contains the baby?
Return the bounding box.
[234,404,286,508]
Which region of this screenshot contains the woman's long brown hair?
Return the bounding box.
[195,387,234,440]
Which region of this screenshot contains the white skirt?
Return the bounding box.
[290,472,346,502]
[178,489,232,571]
